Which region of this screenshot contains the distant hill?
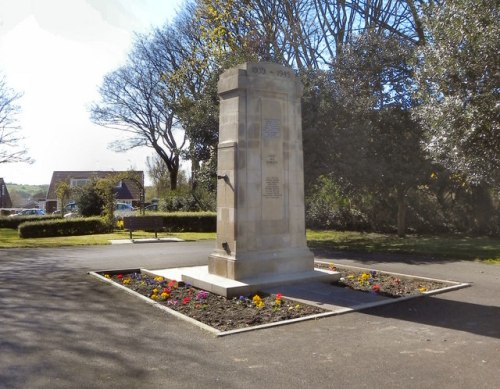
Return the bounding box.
[6,184,49,208]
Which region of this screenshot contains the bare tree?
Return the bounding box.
[0,76,32,164]
[90,34,186,190]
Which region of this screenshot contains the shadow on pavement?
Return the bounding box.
[311,248,475,265]
[361,295,500,340]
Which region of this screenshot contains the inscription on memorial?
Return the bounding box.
[263,119,281,139]
[261,98,284,220]
[264,176,282,199]
[251,66,292,79]
[265,154,278,165]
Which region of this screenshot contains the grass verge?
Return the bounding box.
[0,228,215,248]
[0,228,498,264]
[307,230,500,263]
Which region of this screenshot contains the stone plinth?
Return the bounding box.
[208,62,316,281]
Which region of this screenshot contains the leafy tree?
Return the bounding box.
[414,0,500,186]
[56,182,72,215]
[76,180,105,217]
[303,33,428,236]
[0,76,32,164]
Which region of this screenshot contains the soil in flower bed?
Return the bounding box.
[100,272,327,332]
[99,265,451,332]
[315,263,450,298]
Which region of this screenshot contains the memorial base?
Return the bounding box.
[150,265,340,298]
[208,247,315,280]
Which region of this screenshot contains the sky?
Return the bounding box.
[0,0,185,185]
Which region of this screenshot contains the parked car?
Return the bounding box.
[144,203,158,212]
[62,202,79,218]
[114,202,135,217]
[8,208,45,217]
[63,212,79,218]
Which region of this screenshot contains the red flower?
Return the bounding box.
[276,293,282,300]
[163,287,171,294]
[182,297,191,305]
[372,284,381,292]
[117,274,123,279]
[168,280,177,288]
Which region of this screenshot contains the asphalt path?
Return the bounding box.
[1,241,499,388]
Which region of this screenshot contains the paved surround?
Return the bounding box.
[1,243,498,388]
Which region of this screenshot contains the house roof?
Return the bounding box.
[0,177,13,208]
[46,171,144,201]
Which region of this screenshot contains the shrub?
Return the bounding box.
[161,212,216,232]
[305,176,369,230]
[0,215,60,229]
[18,217,110,238]
[158,189,216,212]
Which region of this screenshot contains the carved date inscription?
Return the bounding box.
[251,66,292,79]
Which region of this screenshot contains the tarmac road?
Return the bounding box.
[0,241,499,388]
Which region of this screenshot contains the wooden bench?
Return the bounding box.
[122,216,164,239]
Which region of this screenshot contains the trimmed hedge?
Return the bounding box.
[0,215,61,229]
[18,217,110,238]
[127,212,216,232]
[161,212,216,232]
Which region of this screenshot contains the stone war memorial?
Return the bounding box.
[172,62,339,297]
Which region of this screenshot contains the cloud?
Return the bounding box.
[0,0,184,185]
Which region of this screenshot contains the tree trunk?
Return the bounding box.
[170,168,178,191]
[190,155,199,191]
[397,189,407,237]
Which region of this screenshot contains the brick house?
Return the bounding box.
[45,171,144,213]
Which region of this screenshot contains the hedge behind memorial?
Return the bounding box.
[18,217,110,238]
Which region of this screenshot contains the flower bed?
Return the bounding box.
[98,264,453,333]
[315,262,450,298]
[100,271,327,332]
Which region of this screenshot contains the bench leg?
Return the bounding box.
[129,230,133,239]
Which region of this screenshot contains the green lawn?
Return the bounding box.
[307,230,500,263]
[0,228,215,248]
[0,228,498,264]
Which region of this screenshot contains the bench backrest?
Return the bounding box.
[123,216,163,230]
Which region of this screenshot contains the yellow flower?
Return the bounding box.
[104,274,111,279]
[418,287,428,293]
[122,278,131,285]
[252,294,262,304]
[152,288,159,294]
[150,294,158,300]
[154,276,164,282]
[160,292,169,300]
